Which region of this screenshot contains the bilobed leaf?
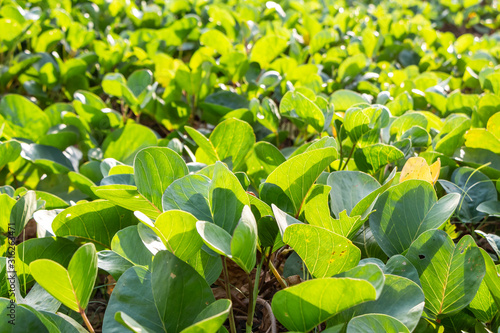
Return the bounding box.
[271,277,377,332]
[369,180,460,256]
[261,147,337,215]
[406,230,486,317]
[246,141,286,188]
[29,243,97,312]
[134,147,188,210]
[283,224,360,278]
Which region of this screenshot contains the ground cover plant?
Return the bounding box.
[1,0,500,332]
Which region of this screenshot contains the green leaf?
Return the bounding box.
[250,35,288,68]
[52,201,139,248]
[0,193,15,232]
[468,274,498,323]
[477,201,500,217]
[330,90,367,112]
[152,250,215,333]
[102,123,157,164]
[280,91,325,132]
[406,230,486,318]
[134,147,188,210]
[102,266,163,333]
[0,140,21,168]
[328,171,379,218]
[0,298,50,333]
[185,126,218,165]
[331,273,424,331]
[284,224,360,278]
[148,210,203,261]
[343,105,389,144]
[230,206,258,273]
[15,237,79,290]
[261,147,337,215]
[354,144,404,173]
[370,180,460,256]
[347,314,410,333]
[196,221,232,256]
[200,29,232,55]
[464,128,500,154]
[29,243,98,312]
[181,299,231,333]
[114,312,151,333]
[440,167,497,223]
[162,174,212,221]
[271,277,377,332]
[0,94,51,141]
[21,143,75,173]
[246,141,286,188]
[92,184,161,219]
[338,54,368,82]
[479,248,500,310]
[11,190,37,238]
[209,161,250,233]
[210,118,255,171]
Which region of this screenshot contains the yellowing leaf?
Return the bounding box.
[400,157,433,184]
[429,158,441,184]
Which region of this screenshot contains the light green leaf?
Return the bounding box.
[271,277,377,332]
[354,144,404,173]
[280,91,325,132]
[196,221,232,256]
[250,35,287,68]
[0,94,51,141]
[261,147,337,215]
[148,210,203,261]
[29,243,97,312]
[284,224,360,278]
[102,123,157,164]
[92,184,161,219]
[406,230,485,317]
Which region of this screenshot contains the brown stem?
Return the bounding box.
[79,308,95,333]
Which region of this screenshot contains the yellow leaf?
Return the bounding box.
[400,157,433,184]
[429,158,441,185]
